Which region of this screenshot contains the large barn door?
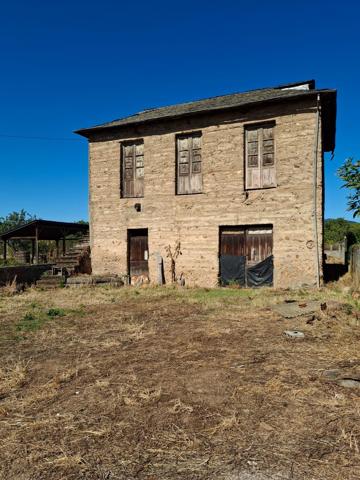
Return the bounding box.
[128,229,149,282]
[220,226,273,287]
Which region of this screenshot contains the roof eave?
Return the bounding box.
[0,220,89,241]
[320,90,337,152]
[75,89,337,143]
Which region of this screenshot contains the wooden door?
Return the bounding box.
[128,229,149,278]
[220,228,246,286]
[245,228,273,266]
[220,229,245,256]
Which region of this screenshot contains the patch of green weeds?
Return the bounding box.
[30,301,41,309]
[186,287,257,304]
[226,280,242,288]
[16,307,68,334]
[16,312,47,333]
[47,307,66,317]
[343,303,354,315]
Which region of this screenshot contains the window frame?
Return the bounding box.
[244,121,276,191]
[175,131,203,195]
[120,139,145,199]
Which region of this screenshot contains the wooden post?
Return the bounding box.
[56,239,59,259]
[3,240,7,263]
[31,239,35,264]
[35,228,39,265]
[62,236,66,256]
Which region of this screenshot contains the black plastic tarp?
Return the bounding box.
[220,255,246,286]
[246,255,273,287]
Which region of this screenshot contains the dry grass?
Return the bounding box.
[1,276,20,296]
[0,360,28,398]
[0,284,360,479]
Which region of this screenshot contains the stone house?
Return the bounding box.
[76,80,337,288]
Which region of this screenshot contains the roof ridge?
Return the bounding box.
[85,84,282,129]
[75,80,336,136]
[105,79,317,121]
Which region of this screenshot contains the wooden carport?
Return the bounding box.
[0,220,89,265]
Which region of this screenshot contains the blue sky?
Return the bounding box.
[0,0,359,222]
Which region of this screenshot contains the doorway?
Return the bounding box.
[219,225,273,287]
[128,229,149,282]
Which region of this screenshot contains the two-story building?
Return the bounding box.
[76,80,336,288]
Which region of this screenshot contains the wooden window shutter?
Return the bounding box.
[245,124,276,189]
[134,143,144,197]
[261,126,276,188]
[123,144,135,197]
[190,134,202,193]
[177,132,202,194]
[121,140,144,198]
[245,128,261,189]
[177,136,191,194]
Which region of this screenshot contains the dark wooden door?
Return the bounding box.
[128,230,149,278]
[220,228,246,286]
[220,230,246,256]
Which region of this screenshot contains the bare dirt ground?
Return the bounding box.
[0,284,360,480]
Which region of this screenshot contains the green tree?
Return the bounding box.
[324,218,360,246]
[0,210,36,264]
[338,158,360,218]
[0,209,36,235]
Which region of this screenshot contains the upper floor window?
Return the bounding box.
[121,140,144,198]
[176,132,202,195]
[245,123,276,190]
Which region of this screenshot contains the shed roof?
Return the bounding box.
[0,220,89,241]
[75,79,337,151]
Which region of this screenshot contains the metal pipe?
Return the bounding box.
[313,94,321,288]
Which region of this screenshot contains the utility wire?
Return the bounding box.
[0,134,80,141]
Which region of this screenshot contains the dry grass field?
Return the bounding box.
[0,283,360,480]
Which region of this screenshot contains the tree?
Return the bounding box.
[0,210,36,263]
[324,218,360,247]
[338,158,360,218]
[0,209,35,235]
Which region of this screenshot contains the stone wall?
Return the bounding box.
[88,97,323,288]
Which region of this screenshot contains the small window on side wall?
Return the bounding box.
[121,140,144,198]
[245,123,276,190]
[176,132,202,195]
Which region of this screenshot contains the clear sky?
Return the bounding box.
[0,0,359,222]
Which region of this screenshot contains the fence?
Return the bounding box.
[350,245,360,288]
[324,239,347,264]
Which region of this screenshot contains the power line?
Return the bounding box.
[0,133,80,141]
